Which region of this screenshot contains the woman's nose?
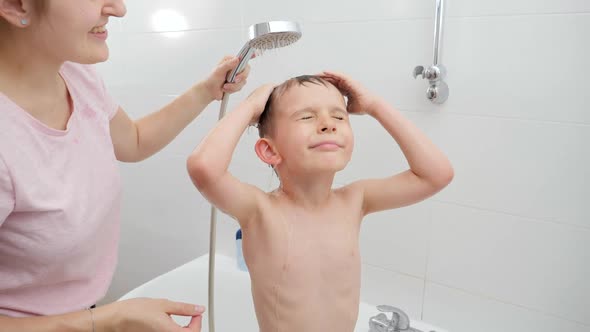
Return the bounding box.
[103,0,127,18]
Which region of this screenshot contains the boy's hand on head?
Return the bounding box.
[202,55,252,101]
[241,83,277,124]
[320,71,378,116]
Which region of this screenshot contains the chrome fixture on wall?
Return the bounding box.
[369,305,427,332]
[414,0,449,104]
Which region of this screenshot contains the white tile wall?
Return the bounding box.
[97,1,590,331]
[361,263,425,319]
[439,14,590,124]
[411,111,590,228]
[124,0,242,32]
[427,202,590,325]
[359,202,432,279]
[424,282,590,332]
[111,28,244,95]
[444,0,590,17]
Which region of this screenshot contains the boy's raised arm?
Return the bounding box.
[186,84,276,225]
[321,71,454,216]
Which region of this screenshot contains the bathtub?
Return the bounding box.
[119,254,447,332]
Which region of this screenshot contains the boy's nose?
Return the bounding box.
[319,123,337,133]
[103,0,127,18]
[318,114,337,133]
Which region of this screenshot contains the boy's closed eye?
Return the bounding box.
[331,110,349,121]
[299,115,343,121]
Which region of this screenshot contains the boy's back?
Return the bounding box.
[244,188,362,332]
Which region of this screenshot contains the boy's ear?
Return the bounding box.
[255,138,281,167]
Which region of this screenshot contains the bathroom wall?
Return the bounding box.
[97,1,590,331]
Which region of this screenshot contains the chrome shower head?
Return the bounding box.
[227,21,302,83]
[248,21,302,52]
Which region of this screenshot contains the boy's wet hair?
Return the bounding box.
[257,75,333,138]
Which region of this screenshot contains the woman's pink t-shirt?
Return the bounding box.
[0,62,121,317]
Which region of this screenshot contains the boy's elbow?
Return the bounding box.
[443,165,455,185]
[186,154,216,190]
[433,163,454,189]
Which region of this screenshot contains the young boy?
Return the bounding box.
[187,72,453,332]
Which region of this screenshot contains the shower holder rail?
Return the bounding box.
[414,0,449,104]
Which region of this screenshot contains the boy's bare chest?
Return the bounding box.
[260,209,361,283]
[247,214,362,332]
[285,220,360,285]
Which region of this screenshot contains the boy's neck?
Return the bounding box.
[277,172,336,209]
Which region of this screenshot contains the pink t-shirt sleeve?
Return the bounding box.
[89,66,119,120]
[61,63,119,121]
[99,74,119,121]
[0,156,14,227]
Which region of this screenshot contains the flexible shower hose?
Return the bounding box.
[207,93,231,332]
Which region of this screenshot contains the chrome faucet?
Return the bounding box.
[368,305,427,332]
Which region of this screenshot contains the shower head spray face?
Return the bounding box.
[227,21,302,83]
[248,21,302,52]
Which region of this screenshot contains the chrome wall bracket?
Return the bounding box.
[414,0,449,104]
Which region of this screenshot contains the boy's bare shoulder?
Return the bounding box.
[239,189,283,219]
[326,185,366,224]
[332,183,365,207]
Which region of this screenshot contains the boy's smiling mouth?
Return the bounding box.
[310,140,342,150]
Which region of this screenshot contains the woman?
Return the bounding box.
[0,1,249,331]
